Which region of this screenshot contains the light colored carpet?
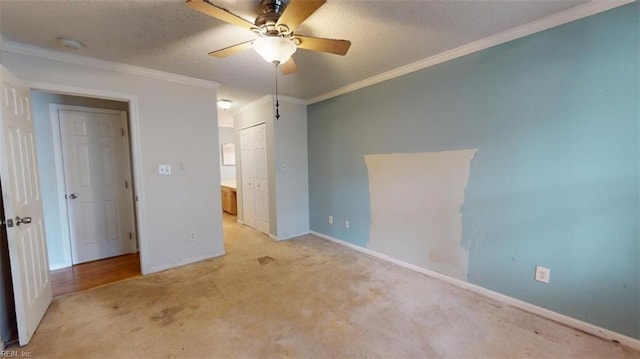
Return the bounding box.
[17,215,639,358]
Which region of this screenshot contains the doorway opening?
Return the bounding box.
[30,91,141,296]
[0,179,18,346]
[219,123,238,227]
[49,253,139,297]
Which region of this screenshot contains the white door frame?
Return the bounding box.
[50,104,138,266]
[238,122,269,235]
[25,81,150,274]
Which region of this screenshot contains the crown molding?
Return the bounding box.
[275,94,307,105]
[0,41,221,90]
[307,0,634,105]
[234,93,306,116]
[234,94,272,116]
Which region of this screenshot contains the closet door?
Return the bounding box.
[239,123,269,234]
[254,124,269,234]
[240,127,256,228]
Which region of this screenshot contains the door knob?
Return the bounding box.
[15,216,32,226]
[68,193,78,199]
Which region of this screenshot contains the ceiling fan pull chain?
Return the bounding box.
[275,62,281,120]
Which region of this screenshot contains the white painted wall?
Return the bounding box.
[365,150,476,280]
[31,92,129,270]
[217,109,234,128]
[2,51,225,274]
[233,95,309,240]
[274,101,309,240]
[218,127,236,183]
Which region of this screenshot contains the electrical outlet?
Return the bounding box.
[345,220,350,229]
[189,232,196,241]
[158,164,171,175]
[328,215,333,224]
[534,266,550,284]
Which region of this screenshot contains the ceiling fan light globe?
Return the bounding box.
[253,37,297,64]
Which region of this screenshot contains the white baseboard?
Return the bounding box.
[269,234,279,241]
[310,230,640,350]
[145,250,226,274]
[273,231,311,241]
[237,219,244,225]
[48,262,70,271]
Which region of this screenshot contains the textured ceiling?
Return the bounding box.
[1,0,586,112]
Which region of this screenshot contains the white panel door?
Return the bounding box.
[239,124,269,234]
[0,65,52,346]
[59,109,132,264]
[240,126,256,228]
[254,124,269,234]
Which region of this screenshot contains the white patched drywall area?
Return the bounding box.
[365,149,477,280]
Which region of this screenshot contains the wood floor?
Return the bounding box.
[50,253,140,297]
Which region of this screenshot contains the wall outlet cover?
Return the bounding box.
[535,266,550,284]
[159,164,172,175]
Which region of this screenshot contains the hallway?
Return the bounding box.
[50,253,140,297]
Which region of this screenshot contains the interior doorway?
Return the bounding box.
[239,123,269,234]
[0,179,18,346]
[30,91,141,295]
[49,253,139,297]
[53,105,136,264]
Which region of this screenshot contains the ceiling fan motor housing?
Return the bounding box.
[189,0,351,71]
[255,0,290,35]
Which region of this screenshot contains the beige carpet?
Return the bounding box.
[16,215,639,358]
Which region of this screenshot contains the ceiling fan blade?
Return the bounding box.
[208,40,254,58]
[294,35,351,56]
[276,0,326,32]
[186,0,256,31]
[280,58,298,75]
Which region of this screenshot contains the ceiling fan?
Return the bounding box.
[186,0,351,75]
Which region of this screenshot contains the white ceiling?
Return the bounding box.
[1,0,586,114]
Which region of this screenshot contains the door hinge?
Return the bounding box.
[129,232,132,240]
[121,128,125,136]
[125,181,128,189]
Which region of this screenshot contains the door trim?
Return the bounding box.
[50,105,138,266]
[25,81,150,274]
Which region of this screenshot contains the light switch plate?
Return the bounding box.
[159,164,171,175]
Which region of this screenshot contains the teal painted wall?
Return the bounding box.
[308,3,639,338]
